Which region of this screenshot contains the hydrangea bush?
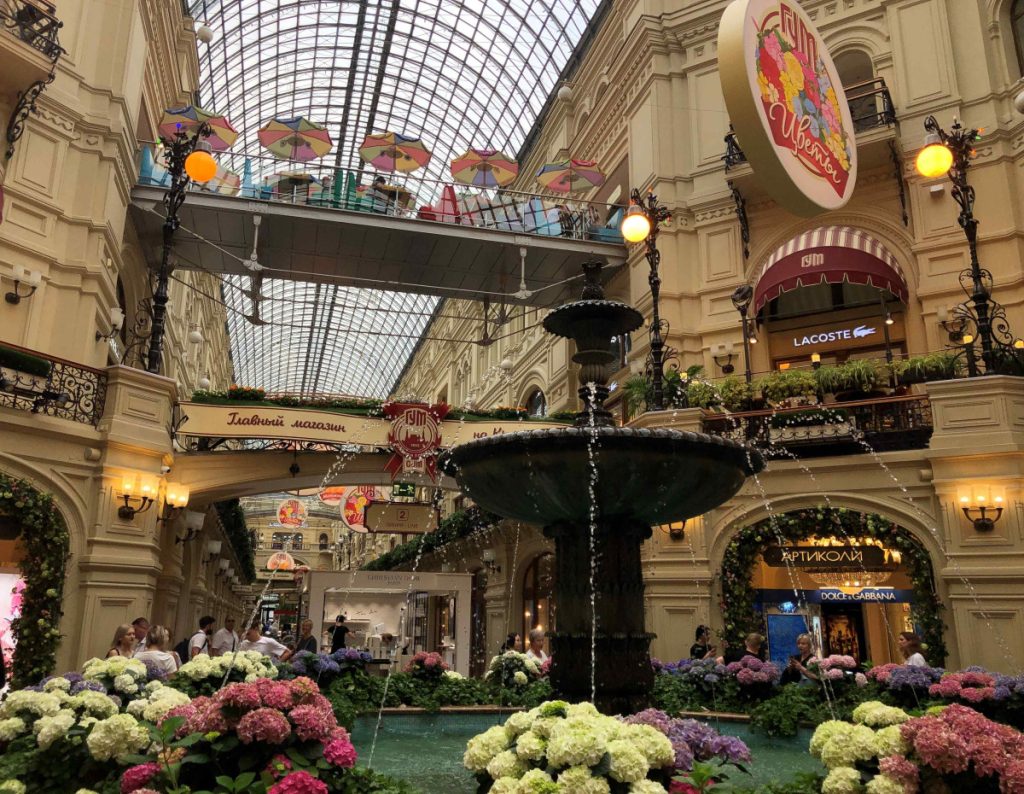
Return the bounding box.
[403,651,448,681]
[167,649,279,697]
[464,700,676,793]
[81,657,150,701]
[285,649,373,688]
[485,651,542,689]
[623,709,750,773]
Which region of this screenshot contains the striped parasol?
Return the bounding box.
[157,105,237,151]
[450,148,519,187]
[257,116,333,162]
[536,158,606,193]
[359,131,432,172]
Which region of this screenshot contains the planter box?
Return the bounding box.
[0,365,47,392]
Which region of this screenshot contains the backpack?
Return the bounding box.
[174,633,206,661]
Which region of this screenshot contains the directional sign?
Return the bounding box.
[364,502,439,534]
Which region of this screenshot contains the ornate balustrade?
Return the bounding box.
[0,343,107,427]
[0,0,62,62]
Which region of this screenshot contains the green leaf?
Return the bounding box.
[235,772,256,789]
[182,753,211,765]
[173,732,205,748]
[215,775,236,791]
[286,747,311,767]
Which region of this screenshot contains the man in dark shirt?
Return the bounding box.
[330,614,350,653]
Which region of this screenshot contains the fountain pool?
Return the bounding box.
[350,713,823,792]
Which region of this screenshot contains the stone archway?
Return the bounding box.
[711,504,945,667]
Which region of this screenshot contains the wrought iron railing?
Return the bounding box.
[702,394,933,458]
[0,0,62,62]
[0,342,107,427]
[722,77,897,166]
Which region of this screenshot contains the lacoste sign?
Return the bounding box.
[792,324,876,347]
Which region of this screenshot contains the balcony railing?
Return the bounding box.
[702,394,933,458]
[0,0,62,62]
[136,144,627,245]
[722,76,897,167]
[0,342,107,427]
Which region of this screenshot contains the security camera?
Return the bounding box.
[160,465,172,475]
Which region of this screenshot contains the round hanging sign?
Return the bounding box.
[718,0,857,216]
[340,486,387,533]
[276,498,307,528]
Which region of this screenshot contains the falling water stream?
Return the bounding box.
[584,381,601,702]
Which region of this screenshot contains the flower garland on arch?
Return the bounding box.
[0,472,70,687]
[719,507,947,667]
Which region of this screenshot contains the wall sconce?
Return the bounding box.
[118,474,158,520]
[205,539,222,561]
[811,353,821,370]
[713,343,735,374]
[188,325,204,344]
[5,266,41,305]
[227,566,235,580]
[936,307,967,343]
[959,486,1005,532]
[658,520,687,540]
[95,307,125,342]
[481,548,501,574]
[160,482,190,524]
[218,559,230,577]
[176,509,205,544]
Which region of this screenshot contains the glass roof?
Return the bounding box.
[187,0,605,399]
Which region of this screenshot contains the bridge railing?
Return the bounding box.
[136,143,627,244]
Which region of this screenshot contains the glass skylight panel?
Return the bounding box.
[188,0,601,398]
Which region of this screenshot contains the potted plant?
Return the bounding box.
[757,369,818,407]
[812,363,845,398]
[717,375,759,412]
[833,359,886,401]
[894,352,963,385]
[686,378,721,410]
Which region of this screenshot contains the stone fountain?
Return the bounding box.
[440,262,764,714]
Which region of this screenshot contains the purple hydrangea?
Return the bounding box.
[70,680,106,695]
[886,664,943,692]
[625,709,751,771]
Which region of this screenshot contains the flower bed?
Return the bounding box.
[167,649,280,697]
[485,651,542,689]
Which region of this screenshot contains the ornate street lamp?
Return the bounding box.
[731,285,757,384]
[145,125,217,374]
[915,116,1023,375]
[622,188,672,411]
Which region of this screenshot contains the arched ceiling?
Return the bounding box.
[186,0,606,399]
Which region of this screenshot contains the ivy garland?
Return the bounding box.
[719,507,947,667]
[0,473,70,688]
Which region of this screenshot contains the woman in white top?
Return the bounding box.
[134,625,181,675]
[106,624,136,658]
[899,631,928,667]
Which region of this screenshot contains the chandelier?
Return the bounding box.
[801,536,901,593]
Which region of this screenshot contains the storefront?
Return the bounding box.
[753,226,909,369]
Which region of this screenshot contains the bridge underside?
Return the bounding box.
[130,186,626,305]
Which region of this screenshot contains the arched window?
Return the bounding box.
[525,388,547,417]
[522,552,556,640]
[116,276,128,345]
[318,533,329,550]
[834,50,875,130]
[292,532,303,550]
[1015,0,1024,75]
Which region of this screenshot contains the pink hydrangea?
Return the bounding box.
[1002,759,1024,793]
[324,736,358,768]
[265,754,293,781]
[819,655,857,671]
[866,663,900,684]
[289,704,335,742]
[289,677,320,704]
[268,770,328,794]
[120,762,160,793]
[879,755,918,787]
[258,680,295,710]
[217,682,262,711]
[824,668,844,681]
[236,707,292,745]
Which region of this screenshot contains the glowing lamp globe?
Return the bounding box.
[621,205,651,243]
[916,138,953,179]
[184,149,217,182]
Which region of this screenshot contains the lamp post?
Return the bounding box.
[622,188,672,411]
[731,285,755,384]
[915,116,1022,374]
[146,124,217,374]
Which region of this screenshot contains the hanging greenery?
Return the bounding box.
[214,499,257,582]
[362,507,501,571]
[719,507,946,667]
[0,473,69,688]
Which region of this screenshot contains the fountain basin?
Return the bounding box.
[439,425,764,526]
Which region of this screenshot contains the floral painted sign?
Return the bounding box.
[719,0,857,216]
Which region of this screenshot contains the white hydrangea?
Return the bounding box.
[0,780,26,794]
[514,671,528,686]
[489,779,520,794]
[0,717,27,742]
[443,670,464,680]
[33,709,76,750]
[464,724,511,772]
[85,714,149,762]
[514,729,546,761]
[140,687,191,722]
[43,677,71,693]
[607,739,649,783]
[486,749,527,780]
[821,767,864,794]
[70,690,118,719]
[557,766,611,794]
[504,710,533,737]
[112,674,139,694]
[517,768,555,793]
[865,775,903,794]
[619,724,673,768]
[0,691,62,719]
[630,783,669,794]
[873,725,907,758]
[547,722,608,768]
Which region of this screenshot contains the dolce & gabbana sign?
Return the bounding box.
[718,0,858,216]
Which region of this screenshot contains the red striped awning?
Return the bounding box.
[752,226,908,316]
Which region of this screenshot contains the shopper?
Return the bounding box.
[525,628,548,663]
[689,625,716,660]
[131,617,150,653]
[898,631,928,667]
[135,626,180,676]
[330,614,350,653]
[211,617,240,656]
[721,632,767,664]
[241,622,292,661]
[296,620,319,654]
[502,633,523,652]
[781,633,821,686]
[107,624,137,658]
[189,616,215,658]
